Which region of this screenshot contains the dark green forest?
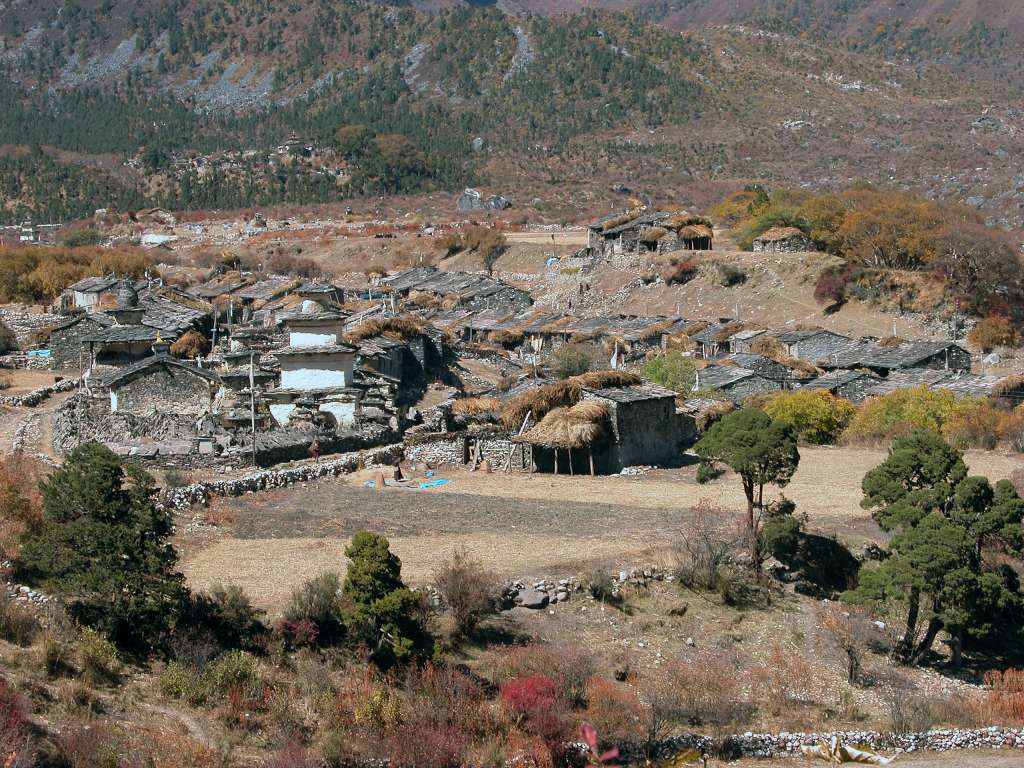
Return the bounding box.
[0,4,707,223]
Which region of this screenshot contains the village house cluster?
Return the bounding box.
[11,205,1020,474]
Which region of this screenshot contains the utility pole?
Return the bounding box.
[249,350,257,468]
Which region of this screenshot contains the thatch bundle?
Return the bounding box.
[451,397,502,416]
[749,336,784,358]
[677,224,714,240]
[878,336,905,348]
[489,329,525,346]
[516,401,609,449]
[684,321,709,337]
[713,322,764,345]
[601,212,639,232]
[540,317,572,334]
[994,375,1024,398]
[637,319,676,341]
[663,212,712,230]
[639,226,670,243]
[343,315,424,344]
[500,370,641,430]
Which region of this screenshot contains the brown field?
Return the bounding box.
[178,446,1021,616]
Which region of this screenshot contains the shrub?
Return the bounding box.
[999,408,1024,452]
[968,316,1017,352]
[500,674,572,758]
[843,387,967,444]
[0,454,43,562]
[0,677,34,767]
[674,500,737,591]
[586,568,619,605]
[162,650,264,707]
[490,644,595,709]
[717,263,746,287]
[551,343,596,380]
[883,681,938,734]
[433,549,497,638]
[761,515,801,562]
[751,643,816,716]
[170,329,211,359]
[979,668,1024,724]
[762,390,855,445]
[583,677,645,746]
[78,626,120,686]
[942,401,1000,450]
[814,268,848,306]
[642,352,696,394]
[265,743,320,768]
[817,604,875,685]
[285,573,342,645]
[695,462,723,484]
[0,595,41,647]
[661,258,699,286]
[187,584,267,653]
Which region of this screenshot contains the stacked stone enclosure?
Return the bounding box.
[109,363,216,417]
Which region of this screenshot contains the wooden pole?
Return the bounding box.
[249,350,257,468]
[554,449,559,475]
[568,448,574,476]
[589,447,595,476]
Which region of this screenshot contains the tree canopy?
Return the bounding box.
[846,430,1024,665]
[17,443,186,653]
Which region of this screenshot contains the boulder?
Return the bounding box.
[516,588,549,609]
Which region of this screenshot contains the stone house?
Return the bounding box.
[752,227,814,253]
[47,314,116,371]
[770,329,853,362]
[825,340,971,376]
[577,383,689,473]
[721,353,789,382]
[383,267,532,313]
[586,210,714,259]
[103,352,220,418]
[728,329,768,354]
[800,370,880,403]
[61,276,121,313]
[694,365,782,401]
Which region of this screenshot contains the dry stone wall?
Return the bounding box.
[0,378,77,407]
[162,443,403,509]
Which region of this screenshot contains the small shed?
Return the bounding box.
[752,227,814,253]
[801,370,880,403]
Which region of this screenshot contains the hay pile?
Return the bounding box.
[516,400,609,448]
[451,398,501,416]
[500,370,640,430]
[343,315,424,344]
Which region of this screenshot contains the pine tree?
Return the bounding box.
[17,443,185,653]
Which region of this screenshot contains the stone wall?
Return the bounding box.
[161,443,404,509]
[47,316,108,371]
[752,235,814,253]
[113,366,214,417]
[405,431,531,471]
[0,378,77,407]
[52,393,201,456]
[0,307,58,347]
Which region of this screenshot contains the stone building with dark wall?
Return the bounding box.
[46,314,114,371]
[580,383,688,472]
[103,354,221,417]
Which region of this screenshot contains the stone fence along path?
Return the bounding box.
[0,378,77,407]
[161,443,403,509]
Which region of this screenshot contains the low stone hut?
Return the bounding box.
[752,227,814,253]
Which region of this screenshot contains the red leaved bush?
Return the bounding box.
[500,674,574,759]
[0,678,34,768]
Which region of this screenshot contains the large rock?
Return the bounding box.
[516,588,549,609]
[457,188,511,211]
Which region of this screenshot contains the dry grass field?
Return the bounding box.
[178,447,1021,616]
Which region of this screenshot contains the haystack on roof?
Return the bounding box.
[500,370,641,430]
[639,226,670,243]
[677,224,714,240]
[515,400,609,449]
